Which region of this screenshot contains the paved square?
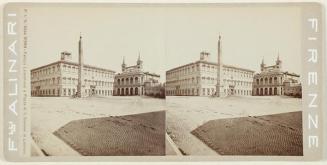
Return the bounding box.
[192,111,302,155]
[166,96,302,155]
[54,111,165,156]
[31,96,166,156]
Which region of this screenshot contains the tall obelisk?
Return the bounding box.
[77,33,84,97]
[216,35,223,97]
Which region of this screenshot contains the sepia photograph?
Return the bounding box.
[26,4,303,157]
[164,5,303,156]
[28,5,167,156]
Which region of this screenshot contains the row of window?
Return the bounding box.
[167,64,253,79]
[31,64,114,79]
[115,87,143,96]
[253,87,282,96]
[166,77,252,86]
[116,77,144,85]
[31,77,113,87]
[31,66,59,77]
[62,66,114,78]
[255,76,283,85]
[166,88,252,96]
[31,88,113,96]
[225,80,252,87]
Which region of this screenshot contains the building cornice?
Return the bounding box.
[254,71,300,77]
[31,60,116,73]
[166,60,255,73]
[115,71,160,78]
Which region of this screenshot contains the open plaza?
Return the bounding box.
[31,95,302,156]
[31,96,166,156]
[166,96,302,155]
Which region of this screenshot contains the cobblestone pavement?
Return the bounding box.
[166,96,302,155]
[192,111,302,155]
[31,96,302,156]
[54,111,165,156]
[31,96,166,156]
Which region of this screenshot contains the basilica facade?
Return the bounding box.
[113,55,161,96]
[252,56,301,96]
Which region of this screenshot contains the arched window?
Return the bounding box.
[130,88,133,95]
[125,88,129,95]
[130,78,133,84]
[135,87,138,95]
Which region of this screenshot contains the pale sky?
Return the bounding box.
[27,4,302,81]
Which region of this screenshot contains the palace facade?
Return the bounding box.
[31,36,115,97]
[31,54,115,97]
[113,55,161,96]
[165,51,254,96]
[252,56,301,96]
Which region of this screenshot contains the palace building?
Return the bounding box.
[252,56,301,96]
[113,55,161,96]
[165,50,255,96]
[31,35,115,97]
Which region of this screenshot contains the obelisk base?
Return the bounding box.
[77,85,87,98]
[215,84,226,97]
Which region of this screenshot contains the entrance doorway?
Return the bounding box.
[90,85,96,96]
[228,85,235,96]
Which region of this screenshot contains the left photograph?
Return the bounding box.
[29,6,167,156]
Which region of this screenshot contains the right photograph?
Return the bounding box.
[164,5,302,156]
